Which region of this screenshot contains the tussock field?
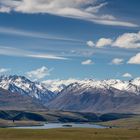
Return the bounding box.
[0,128,140,140]
[98,115,140,129]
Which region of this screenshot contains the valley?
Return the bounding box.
[0,110,137,128]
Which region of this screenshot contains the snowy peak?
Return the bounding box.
[131,77,140,86]
[42,79,80,93]
[1,75,140,103]
[0,75,55,102]
[0,75,140,113]
[43,78,140,95]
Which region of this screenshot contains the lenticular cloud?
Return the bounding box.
[0,0,138,27]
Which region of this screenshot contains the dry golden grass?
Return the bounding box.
[98,115,140,129]
[0,119,43,127]
[0,128,140,140]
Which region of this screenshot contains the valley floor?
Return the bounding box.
[0,111,140,140]
[0,119,43,128]
[0,128,140,140]
[98,115,140,129]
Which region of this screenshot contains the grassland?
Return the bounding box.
[0,128,140,140]
[98,115,140,129]
[0,119,43,127]
[0,112,140,140]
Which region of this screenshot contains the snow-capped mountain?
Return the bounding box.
[1,75,140,113]
[47,79,140,113]
[43,78,140,95]
[1,75,140,100]
[42,79,80,93]
[44,78,140,113]
[0,75,55,103]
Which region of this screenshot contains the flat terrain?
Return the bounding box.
[99,115,140,129]
[0,119,43,127]
[0,128,140,140]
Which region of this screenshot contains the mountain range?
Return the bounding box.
[0,75,140,113]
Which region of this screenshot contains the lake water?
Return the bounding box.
[14,123,107,129]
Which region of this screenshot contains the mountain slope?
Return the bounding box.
[0,75,55,104]
[47,82,140,113]
[0,88,46,110]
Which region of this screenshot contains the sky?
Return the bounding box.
[0,0,140,81]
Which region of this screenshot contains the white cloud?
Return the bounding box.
[128,53,140,64]
[96,38,113,48]
[27,54,68,60]
[87,31,140,49]
[0,68,10,74]
[92,19,137,27]
[0,6,11,13]
[113,31,140,49]
[26,66,52,80]
[111,58,124,65]
[122,73,132,78]
[87,40,95,48]
[81,59,94,65]
[0,0,138,27]
[0,46,68,60]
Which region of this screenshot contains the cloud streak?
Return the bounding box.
[0,46,68,60]
[0,27,81,42]
[0,0,138,27]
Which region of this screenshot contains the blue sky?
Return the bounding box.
[0,0,140,81]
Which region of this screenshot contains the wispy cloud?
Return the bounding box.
[0,27,81,42]
[0,0,138,27]
[28,54,68,60]
[0,46,68,60]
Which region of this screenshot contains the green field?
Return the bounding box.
[0,128,140,140]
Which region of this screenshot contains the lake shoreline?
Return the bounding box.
[10,122,108,129]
